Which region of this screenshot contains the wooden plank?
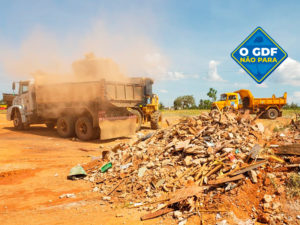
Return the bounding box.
[208,174,245,185]
[231,160,266,176]
[290,157,300,164]
[275,144,300,156]
[141,186,205,220]
[168,186,205,205]
[140,208,174,220]
[205,164,223,178]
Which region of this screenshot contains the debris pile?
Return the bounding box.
[76,110,299,223]
[291,113,300,131]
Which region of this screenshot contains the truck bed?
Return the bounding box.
[253,95,287,106]
[35,80,144,107]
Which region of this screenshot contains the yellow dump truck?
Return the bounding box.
[212,89,287,119]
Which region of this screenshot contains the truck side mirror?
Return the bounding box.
[12,82,15,91]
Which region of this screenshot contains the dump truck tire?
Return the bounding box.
[130,109,142,131]
[75,116,95,141]
[57,116,75,138]
[46,122,56,129]
[13,110,24,130]
[266,108,278,120]
[151,111,162,129]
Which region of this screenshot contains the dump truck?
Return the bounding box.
[212,89,287,119]
[6,78,162,141]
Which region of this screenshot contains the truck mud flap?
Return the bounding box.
[99,115,136,140]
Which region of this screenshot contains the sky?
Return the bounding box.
[0,0,300,106]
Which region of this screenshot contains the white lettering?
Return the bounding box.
[239,48,248,56]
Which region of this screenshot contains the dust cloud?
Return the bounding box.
[0,20,169,83]
[34,52,129,85]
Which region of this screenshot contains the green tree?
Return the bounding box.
[283,102,299,109]
[159,102,165,110]
[199,99,212,109]
[173,95,196,109]
[207,88,217,102]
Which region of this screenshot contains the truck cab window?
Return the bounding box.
[21,84,29,94]
[220,94,227,101]
[228,95,236,100]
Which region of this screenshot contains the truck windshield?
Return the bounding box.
[228,95,236,100]
[220,94,227,101]
[21,84,28,94]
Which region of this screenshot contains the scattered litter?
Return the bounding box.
[59,193,76,199]
[178,219,187,225]
[67,165,87,180]
[102,196,111,201]
[101,162,112,173]
[140,132,153,141]
[120,162,132,170]
[92,186,99,192]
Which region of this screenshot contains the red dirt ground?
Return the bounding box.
[0,114,177,225]
[0,114,299,225]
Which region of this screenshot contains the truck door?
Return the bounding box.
[228,95,238,109]
[19,82,34,114]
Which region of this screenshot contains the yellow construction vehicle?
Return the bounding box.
[212,89,287,119]
[130,93,162,131]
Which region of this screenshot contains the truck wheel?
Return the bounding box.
[130,109,142,131]
[13,110,24,130]
[46,122,56,129]
[57,116,75,138]
[150,111,162,129]
[266,108,278,120]
[75,116,95,141]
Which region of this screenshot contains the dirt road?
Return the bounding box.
[0,114,176,225]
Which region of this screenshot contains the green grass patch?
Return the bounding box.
[286,173,300,197]
[161,109,209,117]
[282,109,300,118]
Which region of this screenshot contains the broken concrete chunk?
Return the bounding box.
[175,140,190,151]
[138,167,147,178]
[102,196,111,201]
[173,210,183,219]
[59,193,76,199]
[249,144,261,159]
[184,156,193,166]
[155,179,165,188]
[92,186,99,192]
[146,162,155,168]
[178,219,187,225]
[161,159,171,167]
[248,170,258,183]
[263,194,273,203]
[256,123,264,133]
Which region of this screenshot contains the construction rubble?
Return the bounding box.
[76,110,300,224]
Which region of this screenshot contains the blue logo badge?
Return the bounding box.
[231,27,288,84]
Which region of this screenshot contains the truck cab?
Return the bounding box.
[7,80,36,129]
[212,92,239,110]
